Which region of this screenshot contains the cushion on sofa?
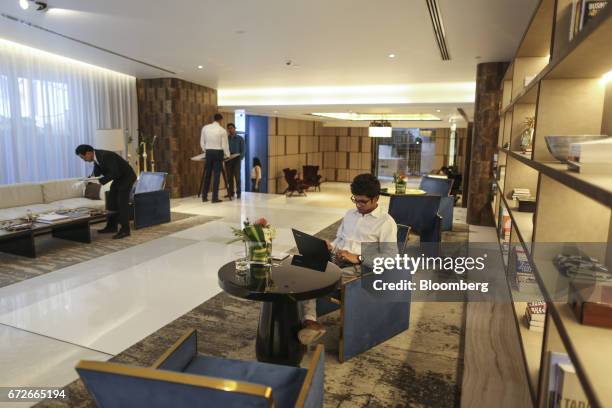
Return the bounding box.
[0,203,57,221]
[42,178,85,203]
[0,182,44,210]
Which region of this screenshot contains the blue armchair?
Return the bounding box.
[131,171,171,229]
[419,175,454,231]
[77,329,325,408]
[388,194,442,245]
[315,225,412,363]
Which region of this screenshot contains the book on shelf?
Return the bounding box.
[569,0,583,41]
[547,352,572,408]
[556,362,590,408]
[568,137,612,162]
[580,0,608,31]
[570,0,607,40]
[524,300,546,331]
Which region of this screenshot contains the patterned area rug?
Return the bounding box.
[36,219,468,408]
[0,213,219,288]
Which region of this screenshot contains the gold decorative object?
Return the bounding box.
[520,116,535,154]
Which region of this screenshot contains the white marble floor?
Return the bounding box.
[0,183,352,407]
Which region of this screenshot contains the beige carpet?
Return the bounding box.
[0,213,219,288]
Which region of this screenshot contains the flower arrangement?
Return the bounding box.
[393,172,407,194]
[230,218,276,262]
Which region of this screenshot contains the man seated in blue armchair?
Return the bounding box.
[298,173,397,345]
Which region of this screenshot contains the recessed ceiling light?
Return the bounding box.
[197,65,203,69]
[436,109,441,112]
[388,53,396,58]
[19,0,29,10]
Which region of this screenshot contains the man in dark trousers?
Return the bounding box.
[75,144,137,239]
[224,123,245,200]
[200,113,229,203]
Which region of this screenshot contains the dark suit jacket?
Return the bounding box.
[92,149,136,185]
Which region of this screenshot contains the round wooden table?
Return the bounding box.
[218,256,342,366]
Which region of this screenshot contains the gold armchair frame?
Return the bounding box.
[77,329,324,408]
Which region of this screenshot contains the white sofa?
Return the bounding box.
[0,178,109,222]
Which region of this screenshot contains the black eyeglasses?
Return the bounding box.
[351,195,372,206]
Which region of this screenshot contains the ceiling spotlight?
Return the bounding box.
[19,0,29,10]
[388,53,396,58]
[197,65,203,69]
[436,109,441,112]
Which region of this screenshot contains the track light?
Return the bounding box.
[19,0,29,10]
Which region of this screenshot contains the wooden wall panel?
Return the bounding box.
[137,78,219,198]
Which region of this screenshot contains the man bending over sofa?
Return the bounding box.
[75,144,137,240]
[298,173,397,345]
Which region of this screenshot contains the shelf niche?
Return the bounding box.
[533,79,606,162]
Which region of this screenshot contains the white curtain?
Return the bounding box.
[0,39,138,185]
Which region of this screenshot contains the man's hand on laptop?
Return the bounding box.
[337,250,359,265]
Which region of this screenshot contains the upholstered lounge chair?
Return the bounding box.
[419,175,454,231]
[131,171,171,229]
[315,225,412,363]
[283,168,307,197]
[77,329,325,408]
[302,165,322,191]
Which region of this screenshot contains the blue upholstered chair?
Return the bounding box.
[388,194,442,245]
[419,175,454,231]
[315,225,412,363]
[76,329,325,408]
[131,171,171,229]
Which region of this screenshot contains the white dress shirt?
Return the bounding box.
[331,206,397,255]
[200,122,230,157]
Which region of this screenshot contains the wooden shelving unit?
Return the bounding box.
[492,1,612,407]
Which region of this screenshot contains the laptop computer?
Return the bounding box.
[291,229,330,271]
[291,229,354,270]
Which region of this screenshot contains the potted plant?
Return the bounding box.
[230,218,276,264]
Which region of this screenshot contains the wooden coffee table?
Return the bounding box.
[0,209,109,258]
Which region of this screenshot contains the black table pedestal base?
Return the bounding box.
[256,298,304,366]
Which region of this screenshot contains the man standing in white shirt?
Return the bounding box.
[200,113,230,203]
[298,173,397,345]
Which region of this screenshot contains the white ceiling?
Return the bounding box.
[0,0,538,122]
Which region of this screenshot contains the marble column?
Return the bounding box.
[466,62,509,226]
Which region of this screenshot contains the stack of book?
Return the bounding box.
[511,188,531,201]
[524,301,546,332]
[547,352,589,408]
[500,207,511,254]
[514,247,537,292]
[36,213,70,224]
[569,0,608,41]
[567,137,612,174]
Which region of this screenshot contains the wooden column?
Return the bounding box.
[466,62,509,225]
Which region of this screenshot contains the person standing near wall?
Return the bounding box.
[224,123,245,200]
[200,113,230,203]
[251,157,262,192]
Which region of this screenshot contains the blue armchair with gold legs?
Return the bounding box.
[315,226,412,363]
[77,329,325,408]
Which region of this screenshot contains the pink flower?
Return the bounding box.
[254,217,268,226]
